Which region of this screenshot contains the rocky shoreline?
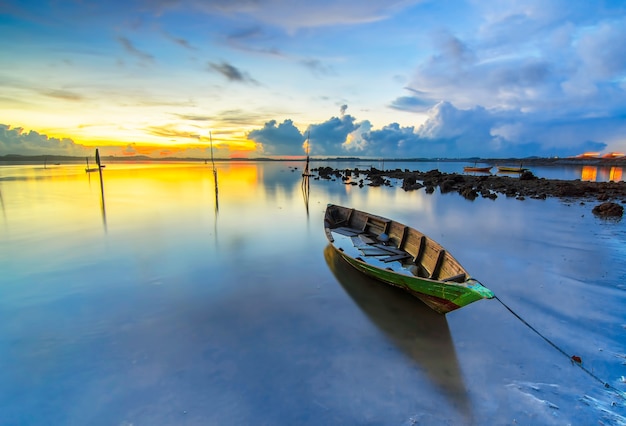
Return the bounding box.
[312,166,626,218]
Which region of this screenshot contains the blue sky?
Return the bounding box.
[1,0,625,158]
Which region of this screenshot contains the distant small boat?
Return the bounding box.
[463,166,492,173]
[497,166,527,173]
[324,204,494,314]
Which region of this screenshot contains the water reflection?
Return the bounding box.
[581,166,597,181]
[98,172,107,233]
[581,165,623,182]
[609,167,622,182]
[324,245,472,420]
[213,166,219,214]
[0,185,5,221]
[301,175,310,218]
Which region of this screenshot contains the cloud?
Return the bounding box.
[208,62,258,84]
[407,12,626,120]
[245,99,615,158]
[247,119,305,155]
[160,0,421,32]
[0,124,91,156]
[164,32,196,50]
[307,114,360,155]
[118,36,155,64]
[40,89,84,101]
[145,124,200,140]
[389,95,434,112]
[299,58,334,76]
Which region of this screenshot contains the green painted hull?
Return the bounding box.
[334,247,493,314]
[324,204,494,314]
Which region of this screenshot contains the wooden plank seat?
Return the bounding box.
[360,247,395,256]
[333,226,362,237]
[383,253,412,263]
[372,243,406,255]
[442,273,467,283]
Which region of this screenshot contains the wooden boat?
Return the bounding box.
[463,166,492,173]
[497,166,527,173]
[324,204,494,314]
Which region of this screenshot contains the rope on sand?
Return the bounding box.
[494,295,625,399]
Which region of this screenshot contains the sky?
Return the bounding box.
[1,0,625,159]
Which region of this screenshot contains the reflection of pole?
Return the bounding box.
[213,168,219,214]
[302,131,310,177]
[95,149,107,232]
[210,132,219,214]
[0,185,6,223]
[301,175,310,218]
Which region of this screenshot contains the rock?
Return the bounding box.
[460,186,478,200]
[592,202,624,218]
[402,176,424,191]
[440,179,456,193]
[368,175,385,186]
[312,166,626,202]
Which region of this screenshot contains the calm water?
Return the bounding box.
[1,162,625,425]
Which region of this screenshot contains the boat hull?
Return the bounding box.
[497,166,527,173]
[325,204,494,314]
[463,166,492,173]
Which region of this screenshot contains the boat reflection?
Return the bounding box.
[324,245,472,419]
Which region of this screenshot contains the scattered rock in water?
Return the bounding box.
[311,166,626,202]
[519,170,537,180]
[402,176,424,191]
[460,185,478,200]
[592,202,624,218]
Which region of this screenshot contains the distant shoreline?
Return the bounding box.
[1,154,625,167]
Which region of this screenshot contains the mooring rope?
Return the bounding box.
[494,295,625,398]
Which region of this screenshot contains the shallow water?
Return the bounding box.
[1,162,625,425]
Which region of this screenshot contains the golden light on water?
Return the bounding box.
[609,167,623,182]
[581,165,597,181]
[581,166,623,182]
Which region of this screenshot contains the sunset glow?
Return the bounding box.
[2,1,626,158]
